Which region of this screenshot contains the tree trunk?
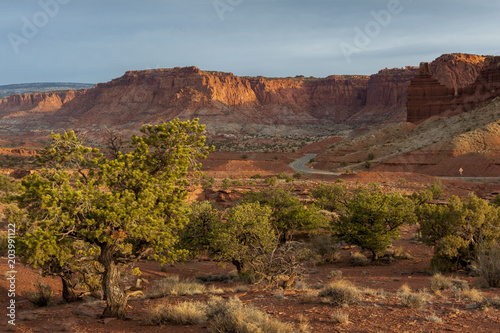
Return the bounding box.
[232,259,244,274]
[372,250,379,261]
[99,244,127,319]
[60,274,79,303]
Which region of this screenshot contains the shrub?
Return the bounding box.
[222,178,231,189]
[417,194,500,272]
[232,179,244,186]
[364,161,371,169]
[0,233,8,256]
[251,173,262,179]
[178,201,222,258]
[367,152,375,160]
[265,176,278,186]
[241,154,248,159]
[146,302,208,325]
[474,242,500,287]
[428,178,445,200]
[319,280,362,306]
[25,283,53,307]
[277,172,289,180]
[211,203,277,274]
[311,182,350,212]
[293,172,303,179]
[333,184,416,260]
[243,188,328,241]
[202,176,215,190]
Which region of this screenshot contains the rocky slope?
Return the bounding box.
[316,96,500,177]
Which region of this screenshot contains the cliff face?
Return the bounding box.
[407,54,500,123]
[0,53,492,136]
[52,66,423,133]
[0,90,84,117]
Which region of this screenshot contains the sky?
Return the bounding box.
[1,0,499,85]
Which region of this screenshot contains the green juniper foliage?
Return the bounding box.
[211,202,277,274]
[417,194,500,272]
[14,119,212,318]
[242,187,327,241]
[333,184,416,260]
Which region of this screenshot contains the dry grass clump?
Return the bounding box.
[146,301,207,325]
[426,315,443,323]
[146,296,295,332]
[24,283,53,307]
[398,284,431,309]
[297,314,311,333]
[457,288,483,302]
[206,296,295,333]
[319,280,362,306]
[351,252,370,266]
[328,269,343,278]
[299,290,319,304]
[430,273,468,292]
[331,310,349,324]
[430,273,453,292]
[146,276,205,299]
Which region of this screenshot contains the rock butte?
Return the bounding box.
[407,54,500,123]
[0,53,499,137]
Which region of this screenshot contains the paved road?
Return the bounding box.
[289,154,341,176]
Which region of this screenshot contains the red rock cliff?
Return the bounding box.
[407,54,500,123]
[53,65,424,132]
[0,90,85,117]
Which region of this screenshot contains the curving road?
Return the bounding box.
[289,154,341,176]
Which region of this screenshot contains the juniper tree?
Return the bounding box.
[16,119,212,318]
[333,184,416,260]
[417,194,500,271]
[242,187,327,241]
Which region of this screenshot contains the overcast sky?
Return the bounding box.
[1,0,499,85]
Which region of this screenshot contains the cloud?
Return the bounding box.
[0,0,499,84]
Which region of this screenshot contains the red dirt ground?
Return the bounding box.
[2,224,500,332]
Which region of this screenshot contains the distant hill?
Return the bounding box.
[0,82,94,98]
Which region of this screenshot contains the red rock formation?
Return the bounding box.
[0,90,85,117]
[352,66,418,123]
[53,67,374,129]
[407,54,500,123]
[0,53,494,135]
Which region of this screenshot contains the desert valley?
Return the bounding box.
[2,52,500,333]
